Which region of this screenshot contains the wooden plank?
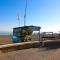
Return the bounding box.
[0,41,39,49]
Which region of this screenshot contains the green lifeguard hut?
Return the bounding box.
[12,26,41,43]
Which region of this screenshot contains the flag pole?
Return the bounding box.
[17,13,20,27]
[24,0,27,26]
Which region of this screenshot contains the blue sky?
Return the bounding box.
[0,0,60,33]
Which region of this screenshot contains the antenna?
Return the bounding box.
[24,0,27,26]
[17,13,20,27]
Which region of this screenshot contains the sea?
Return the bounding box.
[0,32,12,35]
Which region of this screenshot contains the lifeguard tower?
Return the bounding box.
[12,26,41,43]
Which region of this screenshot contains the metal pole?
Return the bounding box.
[24,0,27,26]
[39,28,41,46]
[17,13,20,27]
[39,29,40,42]
[19,19,20,27]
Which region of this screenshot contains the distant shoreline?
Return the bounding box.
[0,32,12,35]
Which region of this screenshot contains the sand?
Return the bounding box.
[0,35,13,44]
[0,48,60,60]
